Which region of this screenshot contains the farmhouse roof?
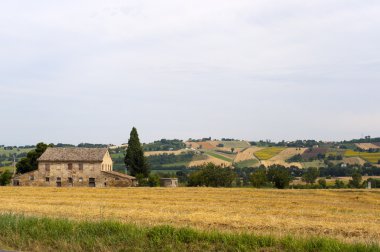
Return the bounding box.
[101,170,136,180]
[38,147,108,162]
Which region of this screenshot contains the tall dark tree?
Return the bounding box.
[16,142,52,174]
[124,127,150,177]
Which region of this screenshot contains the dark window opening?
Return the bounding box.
[79,163,83,171]
[56,177,61,187]
[68,163,73,170]
[46,177,50,182]
[45,164,50,172]
[89,178,96,187]
[104,182,107,187]
[68,177,73,184]
[13,180,20,186]
[29,175,34,181]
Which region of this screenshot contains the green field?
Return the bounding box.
[254,147,286,160]
[110,153,125,159]
[302,160,326,168]
[0,147,33,168]
[161,161,190,167]
[234,159,259,168]
[0,214,377,252]
[0,148,33,155]
[344,150,380,163]
[205,151,233,162]
[220,141,250,148]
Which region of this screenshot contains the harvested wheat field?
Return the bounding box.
[355,143,380,150]
[188,155,231,167]
[261,148,307,168]
[0,187,379,245]
[343,157,367,166]
[186,141,214,150]
[234,147,263,162]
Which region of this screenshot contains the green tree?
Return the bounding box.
[318,178,327,188]
[267,165,292,189]
[0,170,12,186]
[231,148,235,153]
[334,179,345,189]
[188,163,236,187]
[16,142,52,174]
[148,174,160,187]
[302,167,319,184]
[349,172,363,188]
[124,127,150,177]
[251,170,267,188]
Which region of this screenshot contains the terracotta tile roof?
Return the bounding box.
[38,147,108,162]
[101,170,136,180]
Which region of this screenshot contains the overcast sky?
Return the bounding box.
[1,0,379,145]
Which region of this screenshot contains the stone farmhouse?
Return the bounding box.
[13,147,136,187]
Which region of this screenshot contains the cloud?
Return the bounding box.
[0,0,379,145]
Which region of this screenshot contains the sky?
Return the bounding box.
[0,0,379,145]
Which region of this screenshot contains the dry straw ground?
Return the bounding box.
[188,155,231,167]
[0,187,379,244]
[261,148,306,168]
[355,143,380,150]
[234,147,263,163]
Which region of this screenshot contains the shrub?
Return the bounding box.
[317,178,327,188]
[0,170,12,186]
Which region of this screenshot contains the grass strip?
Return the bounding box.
[0,214,378,252]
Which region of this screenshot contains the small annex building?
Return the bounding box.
[160,178,178,187]
[13,147,136,187]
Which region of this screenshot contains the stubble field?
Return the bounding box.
[0,187,379,245]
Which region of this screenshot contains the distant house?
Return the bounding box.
[160,178,178,187]
[13,148,136,187]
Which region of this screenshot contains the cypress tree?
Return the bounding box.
[124,127,150,177]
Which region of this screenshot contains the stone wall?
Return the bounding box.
[13,161,133,187]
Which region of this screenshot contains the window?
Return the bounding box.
[68,163,73,170]
[79,163,83,171]
[79,177,83,182]
[45,164,50,172]
[89,178,96,187]
[29,175,34,181]
[56,177,62,187]
[46,177,50,182]
[68,177,73,184]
